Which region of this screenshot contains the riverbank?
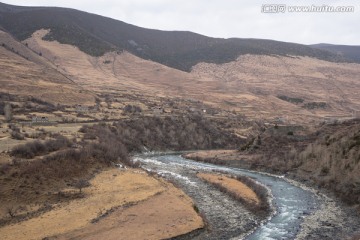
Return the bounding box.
[0,168,204,240]
[184,150,360,239]
[137,155,265,239]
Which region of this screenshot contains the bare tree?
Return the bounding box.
[4,103,12,122]
[6,206,16,218]
[74,179,90,194]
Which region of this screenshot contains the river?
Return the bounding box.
[134,153,359,240]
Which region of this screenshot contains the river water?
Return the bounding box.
[133,154,352,240]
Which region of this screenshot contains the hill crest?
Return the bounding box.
[0,2,353,72]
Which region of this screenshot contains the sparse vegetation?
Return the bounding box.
[242,120,360,205]
[80,115,242,153]
[292,123,360,204]
[303,102,327,109]
[7,124,25,140]
[188,119,360,207]
[6,206,16,218]
[11,134,71,159]
[10,131,25,140]
[26,97,57,112]
[277,95,304,104]
[4,103,12,122]
[123,104,142,114]
[74,179,90,194]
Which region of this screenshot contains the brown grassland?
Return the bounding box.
[0,169,203,240]
[197,173,260,206]
[1,29,357,123]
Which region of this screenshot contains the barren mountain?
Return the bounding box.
[0,2,352,72]
[0,30,94,105]
[192,55,360,121]
[18,29,360,123]
[0,2,359,123]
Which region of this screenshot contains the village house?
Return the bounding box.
[76,105,99,113]
[76,105,89,113]
[32,116,49,123]
[152,107,164,115]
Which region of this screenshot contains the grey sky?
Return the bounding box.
[2,0,360,45]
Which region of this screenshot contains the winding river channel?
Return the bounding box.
[134,154,359,240]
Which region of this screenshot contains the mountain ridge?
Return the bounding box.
[310,43,360,63]
[0,2,353,72]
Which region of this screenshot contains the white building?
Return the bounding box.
[32,116,49,123]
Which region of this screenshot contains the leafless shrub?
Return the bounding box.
[80,114,243,153]
[83,132,97,140]
[242,120,360,206]
[11,131,25,140]
[11,140,44,158]
[6,206,16,218]
[8,123,18,131]
[0,163,11,174]
[4,103,12,122]
[11,135,71,159]
[74,179,90,194]
[123,104,142,114]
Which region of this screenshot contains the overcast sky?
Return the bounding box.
[2,0,359,45]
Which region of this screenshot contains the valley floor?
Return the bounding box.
[0,168,203,240]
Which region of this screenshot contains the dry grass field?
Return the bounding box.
[192,55,360,122]
[56,182,203,240]
[0,169,203,240]
[198,173,260,206]
[17,29,360,123]
[1,28,359,124]
[0,31,94,105]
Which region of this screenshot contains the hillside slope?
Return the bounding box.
[311,44,360,63]
[0,2,350,72]
[192,55,360,121]
[19,29,360,123]
[249,120,360,205]
[0,30,94,105]
[297,120,360,204]
[0,2,359,122]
